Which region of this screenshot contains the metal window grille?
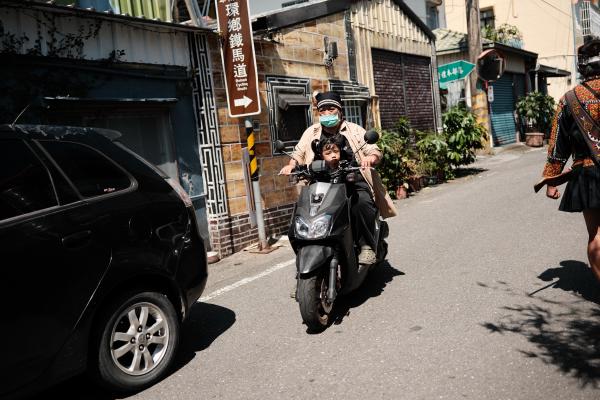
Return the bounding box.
[479,8,495,29]
[582,1,591,36]
[581,1,600,37]
[266,76,312,151]
[343,100,364,126]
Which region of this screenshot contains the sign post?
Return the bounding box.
[216,0,271,252]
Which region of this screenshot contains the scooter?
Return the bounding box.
[275,131,388,331]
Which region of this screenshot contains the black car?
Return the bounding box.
[0,125,208,398]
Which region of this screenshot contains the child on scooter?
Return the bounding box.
[319,135,346,170]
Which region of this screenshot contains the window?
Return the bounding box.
[480,8,495,29]
[276,88,311,143]
[82,112,178,180]
[45,103,179,180]
[266,76,312,149]
[426,3,440,30]
[330,80,371,129]
[0,139,58,221]
[40,141,131,198]
[344,99,367,127]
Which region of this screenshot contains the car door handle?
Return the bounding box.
[61,230,92,248]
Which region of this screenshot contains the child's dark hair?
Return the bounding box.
[319,134,345,154]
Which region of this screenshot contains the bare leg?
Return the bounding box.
[583,209,600,283]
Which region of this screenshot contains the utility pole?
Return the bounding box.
[466,0,482,101]
[466,0,493,150]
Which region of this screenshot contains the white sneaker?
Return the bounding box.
[358,245,376,265]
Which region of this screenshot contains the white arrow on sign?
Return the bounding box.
[234,96,253,108]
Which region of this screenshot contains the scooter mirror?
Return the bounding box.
[364,130,379,144]
[274,140,286,152]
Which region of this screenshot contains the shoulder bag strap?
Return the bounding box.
[564,89,600,165]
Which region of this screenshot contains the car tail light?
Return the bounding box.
[166,178,193,208]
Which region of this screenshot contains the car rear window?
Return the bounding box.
[40,141,132,198]
[0,139,58,221]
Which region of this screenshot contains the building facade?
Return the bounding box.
[444,0,575,102]
[204,0,442,257]
[0,0,218,245]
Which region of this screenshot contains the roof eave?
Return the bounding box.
[253,0,435,42]
[5,0,214,34]
[253,0,350,33]
[484,42,538,60]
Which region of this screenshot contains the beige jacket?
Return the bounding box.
[291,121,397,219]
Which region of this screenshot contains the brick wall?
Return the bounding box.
[207,13,350,256]
[372,49,406,130]
[209,203,295,257]
[372,49,435,131]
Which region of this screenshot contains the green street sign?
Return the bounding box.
[438,60,475,89]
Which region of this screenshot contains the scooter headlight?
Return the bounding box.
[295,215,332,239]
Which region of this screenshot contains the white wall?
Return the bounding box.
[403,0,446,29]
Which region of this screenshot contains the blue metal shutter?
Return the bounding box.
[490,73,517,145]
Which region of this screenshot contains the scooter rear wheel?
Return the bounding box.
[297,273,331,331]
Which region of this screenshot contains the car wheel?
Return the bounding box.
[91,291,180,393]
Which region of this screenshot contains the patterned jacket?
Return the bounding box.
[542,79,600,179]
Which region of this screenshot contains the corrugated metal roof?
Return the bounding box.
[1,2,202,66]
[11,0,213,33]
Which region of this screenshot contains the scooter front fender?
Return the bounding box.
[297,245,334,276]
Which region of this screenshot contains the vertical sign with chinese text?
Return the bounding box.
[216,0,261,117]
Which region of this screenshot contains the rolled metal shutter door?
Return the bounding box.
[490,73,517,146]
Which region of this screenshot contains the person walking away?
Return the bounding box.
[535,36,600,284]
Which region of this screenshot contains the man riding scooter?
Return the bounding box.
[279,91,396,269]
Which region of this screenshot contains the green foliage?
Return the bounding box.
[378,129,415,197]
[481,23,523,47]
[377,108,486,195]
[376,117,418,198]
[415,130,449,176]
[393,116,411,140]
[442,105,487,168]
[515,91,556,133]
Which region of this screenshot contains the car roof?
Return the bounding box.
[0,124,122,142]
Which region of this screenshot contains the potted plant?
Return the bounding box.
[516,91,555,147]
[416,130,449,186]
[377,129,413,199]
[442,104,487,175]
[377,117,418,199]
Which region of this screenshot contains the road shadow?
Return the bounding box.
[536,260,600,304]
[481,260,600,388]
[173,302,236,368]
[453,166,487,179]
[30,303,235,400]
[325,261,404,330]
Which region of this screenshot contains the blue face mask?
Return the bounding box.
[319,114,339,128]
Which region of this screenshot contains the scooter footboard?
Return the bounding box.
[297,245,334,276]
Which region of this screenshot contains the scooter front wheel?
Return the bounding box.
[297,273,332,331]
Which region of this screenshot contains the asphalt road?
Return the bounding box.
[38,145,600,399]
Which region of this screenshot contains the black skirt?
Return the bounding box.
[560,165,600,212]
